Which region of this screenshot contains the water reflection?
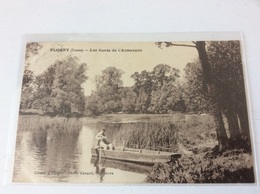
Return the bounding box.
[91,157,151,174]
[13,125,147,183]
[93,157,106,183]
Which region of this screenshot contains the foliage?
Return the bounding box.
[21,42,43,108]
[20,76,36,109]
[179,41,251,149]
[96,66,124,90]
[207,41,250,140]
[179,41,247,116]
[22,64,34,89]
[182,61,211,113]
[121,87,137,113]
[207,41,245,112]
[149,82,184,113]
[86,64,185,115]
[86,67,124,115]
[177,114,217,154]
[147,150,254,183]
[131,64,185,113]
[25,42,42,61]
[85,93,104,116]
[26,56,87,117]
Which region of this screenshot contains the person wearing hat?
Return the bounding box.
[95,128,112,149]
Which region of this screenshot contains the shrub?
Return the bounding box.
[147,149,254,183]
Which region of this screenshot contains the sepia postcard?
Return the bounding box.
[12,35,256,184]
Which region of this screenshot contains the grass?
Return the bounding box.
[177,114,217,154]
[18,115,83,134]
[96,118,178,151]
[94,113,217,153]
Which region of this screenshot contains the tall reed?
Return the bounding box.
[97,117,179,151]
[18,115,83,134]
[96,114,216,152]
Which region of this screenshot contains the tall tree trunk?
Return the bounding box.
[196,41,229,151]
[224,109,241,141]
[237,108,250,139]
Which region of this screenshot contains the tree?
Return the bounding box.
[182,61,211,113]
[207,41,250,145]
[152,64,179,88]
[121,87,137,113]
[89,67,124,114]
[157,41,229,151]
[196,41,229,150]
[131,64,183,114]
[20,65,36,109]
[157,41,251,151]
[32,57,87,117]
[96,67,124,90]
[131,70,153,113]
[149,65,183,113]
[31,65,55,111]
[25,42,42,61]
[85,93,104,116]
[20,42,43,109]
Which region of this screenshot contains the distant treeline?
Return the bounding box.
[86,65,185,115]
[21,41,247,119]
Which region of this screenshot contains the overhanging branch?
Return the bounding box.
[165,42,196,48]
[156,42,196,48]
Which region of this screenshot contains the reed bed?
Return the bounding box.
[97,120,178,151]
[17,115,83,134]
[96,114,216,152]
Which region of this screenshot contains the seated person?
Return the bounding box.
[95,128,113,150]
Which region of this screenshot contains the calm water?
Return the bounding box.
[13,125,148,183]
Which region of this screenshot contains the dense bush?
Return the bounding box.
[147,149,254,183]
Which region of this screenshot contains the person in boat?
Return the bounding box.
[95,128,113,150]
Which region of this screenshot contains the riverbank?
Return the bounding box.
[147,148,254,183]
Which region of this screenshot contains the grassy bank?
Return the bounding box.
[147,149,254,183]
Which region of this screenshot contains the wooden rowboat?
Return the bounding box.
[91,147,181,165]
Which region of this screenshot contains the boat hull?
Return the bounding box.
[91,147,181,165]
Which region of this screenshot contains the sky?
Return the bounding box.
[26,42,198,96]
